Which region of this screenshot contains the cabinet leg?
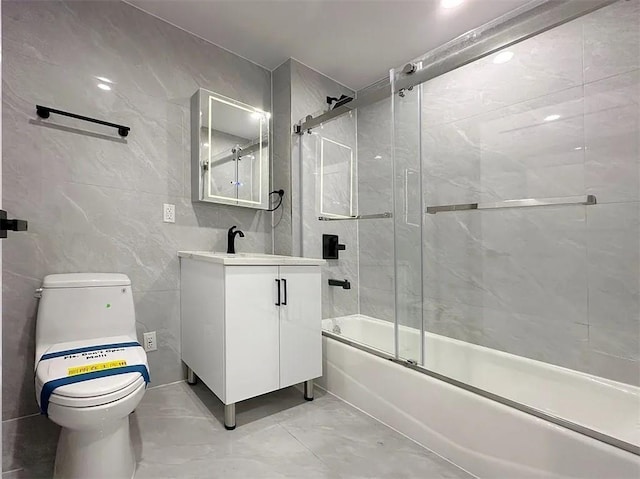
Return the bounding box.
[304,380,314,401]
[186,367,197,385]
[224,403,236,430]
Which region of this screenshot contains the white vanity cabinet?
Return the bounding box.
[178,252,325,429]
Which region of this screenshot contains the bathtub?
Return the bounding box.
[319,314,640,478]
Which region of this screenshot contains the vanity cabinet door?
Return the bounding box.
[225,266,280,403]
[278,266,322,388]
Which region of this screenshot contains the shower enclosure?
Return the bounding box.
[295,0,639,459]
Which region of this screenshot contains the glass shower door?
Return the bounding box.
[299,99,399,357]
[411,0,639,450]
[391,70,423,363]
[356,96,397,354]
[298,115,362,340]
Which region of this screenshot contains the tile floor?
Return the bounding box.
[5,381,473,478]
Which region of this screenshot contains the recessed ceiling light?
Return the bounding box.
[493,51,514,64]
[544,114,560,122]
[441,0,464,8]
[374,155,382,160]
[96,76,114,84]
[97,83,111,91]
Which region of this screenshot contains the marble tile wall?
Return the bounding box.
[272,59,360,319]
[420,0,639,384]
[272,61,293,256]
[289,61,359,319]
[2,0,272,436]
[272,60,359,319]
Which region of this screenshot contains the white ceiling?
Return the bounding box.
[127,0,533,90]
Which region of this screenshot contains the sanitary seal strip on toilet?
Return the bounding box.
[36,341,150,416]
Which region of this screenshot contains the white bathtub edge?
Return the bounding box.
[313,382,480,479]
[319,336,640,479]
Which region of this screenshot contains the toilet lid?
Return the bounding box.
[35,336,149,409]
[47,376,147,409]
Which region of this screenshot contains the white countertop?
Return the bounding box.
[178,251,326,266]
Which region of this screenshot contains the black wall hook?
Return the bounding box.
[36,105,131,137]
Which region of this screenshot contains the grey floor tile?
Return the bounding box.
[276,394,469,479]
[137,423,337,479]
[2,465,53,479]
[2,413,59,479]
[3,382,470,479]
[133,382,471,479]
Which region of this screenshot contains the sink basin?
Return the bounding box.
[178,251,326,266]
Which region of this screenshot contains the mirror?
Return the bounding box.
[191,88,270,209]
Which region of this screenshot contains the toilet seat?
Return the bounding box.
[36,336,149,411]
[46,376,146,409]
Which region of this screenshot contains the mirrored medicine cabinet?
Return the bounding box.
[191,88,270,209]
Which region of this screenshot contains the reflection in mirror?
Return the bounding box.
[319,137,354,218]
[191,88,270,209]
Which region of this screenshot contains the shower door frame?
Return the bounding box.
[296,0,637,456]
[294,0,617,134]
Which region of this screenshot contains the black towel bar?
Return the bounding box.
[36,105,130,137]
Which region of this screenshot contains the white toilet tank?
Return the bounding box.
[35,273,137,360]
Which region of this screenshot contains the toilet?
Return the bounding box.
[34,273,150,479]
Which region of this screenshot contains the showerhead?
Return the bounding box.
[326,94,354,110]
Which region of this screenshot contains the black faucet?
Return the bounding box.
[227,226,245,254]
[328,279,351,290]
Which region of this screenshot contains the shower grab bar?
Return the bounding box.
[426,195,597,214]
[318,212,393,221]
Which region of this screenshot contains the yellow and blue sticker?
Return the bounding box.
[38,342,149,416]
[68,359,128,376]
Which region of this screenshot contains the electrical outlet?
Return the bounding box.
[163,203,175,223]
[143,331,157,352]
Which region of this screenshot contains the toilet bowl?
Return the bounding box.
[35,273,149,479]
